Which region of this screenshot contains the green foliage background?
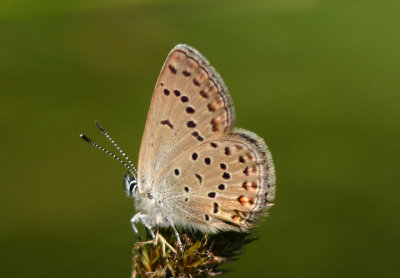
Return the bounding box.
[1,0,399,277]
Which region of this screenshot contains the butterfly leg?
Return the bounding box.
[166,216,183,253]
[131,212,156,243]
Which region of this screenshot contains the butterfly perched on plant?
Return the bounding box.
[81,44,276,251]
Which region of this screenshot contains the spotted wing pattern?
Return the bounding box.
[137,44,275,232]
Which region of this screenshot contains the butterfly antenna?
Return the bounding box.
[80,134,137,180]
[94,121,138,177]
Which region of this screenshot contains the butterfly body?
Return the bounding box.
[128,44,275,234]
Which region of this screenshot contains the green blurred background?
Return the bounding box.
[1,0,399,277]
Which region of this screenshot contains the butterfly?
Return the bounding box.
[81,44,276,251]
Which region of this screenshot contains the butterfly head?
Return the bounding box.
[124,173,138,197]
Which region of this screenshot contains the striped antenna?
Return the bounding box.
[80,134,137,180]
[94,121,138,177]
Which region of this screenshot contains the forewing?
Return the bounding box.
[138,45,235,191]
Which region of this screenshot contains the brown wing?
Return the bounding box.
[137,44,275,232]
[137,44,235,192]
[152,129,276,233]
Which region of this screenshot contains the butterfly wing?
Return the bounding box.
[137,44,275,232]
[138,45,235,192]
[152,129,275,233]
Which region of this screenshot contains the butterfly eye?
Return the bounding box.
[124,174,137,196]
[129,181,137,192]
